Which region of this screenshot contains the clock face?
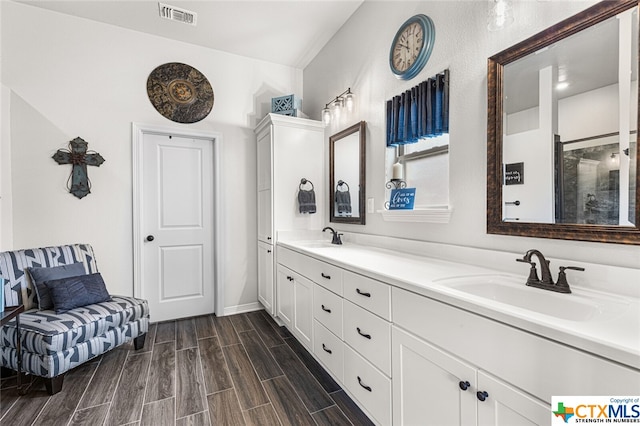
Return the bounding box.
[389,15,435,80]
[392,21,424,73]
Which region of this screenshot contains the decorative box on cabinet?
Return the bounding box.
[255,114,324,316]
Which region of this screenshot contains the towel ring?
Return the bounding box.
[299,178,314,191]
[336,180,350,192]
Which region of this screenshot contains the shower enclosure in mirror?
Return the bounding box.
[329,121,366,224]
[488,0,640,244]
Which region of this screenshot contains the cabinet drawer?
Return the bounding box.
[277,246,307,270]
[305,257,343,294]
[344,345,391,426]
[313,284,343,338]
[313,320,343,383]
[277,246,343,294]
[343,270,391,320]
[343,300,391,376]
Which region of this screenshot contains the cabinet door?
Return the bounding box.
[257,130,271,191]
[276,265,294,329]
[257,241,274,314]
[293,274,313,350]
[257,188,272,243]
[392,326,477,426]
[476,371,549,426]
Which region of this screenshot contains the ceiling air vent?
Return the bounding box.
[158,3,197,26]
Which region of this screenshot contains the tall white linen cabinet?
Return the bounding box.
[255,113,325,315]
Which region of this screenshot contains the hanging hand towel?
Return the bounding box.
[298,188,317,214]
[335,189,352,214]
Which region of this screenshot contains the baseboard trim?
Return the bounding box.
[222,302,263,316]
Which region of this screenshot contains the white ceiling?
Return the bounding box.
[15,0,364,69]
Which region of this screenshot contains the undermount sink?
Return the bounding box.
[439,275,630,322]
[292,240,339,249]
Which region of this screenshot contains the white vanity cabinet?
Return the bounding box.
[255,114,324,316]
[275,243,640,426]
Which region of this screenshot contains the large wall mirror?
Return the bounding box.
[488,0,640,244]
[330,121,366,224]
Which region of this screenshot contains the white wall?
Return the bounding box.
[1,1,303,311]
[304,0,640,268]
[507,83,638,138]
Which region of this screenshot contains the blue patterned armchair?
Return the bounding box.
[0,243,149,395]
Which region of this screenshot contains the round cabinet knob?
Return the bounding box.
[146,235,155,242]
[458,381,470,391]
[477,391,489,402]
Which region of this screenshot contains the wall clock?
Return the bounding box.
[389,14,435,80]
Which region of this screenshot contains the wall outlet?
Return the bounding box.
[367,198,375,214]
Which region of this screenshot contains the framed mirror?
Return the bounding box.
[330,121,366,224]
[487,0,640,244]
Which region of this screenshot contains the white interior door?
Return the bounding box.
[141,132,215,322]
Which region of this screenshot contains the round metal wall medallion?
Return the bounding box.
[147,62,214,123]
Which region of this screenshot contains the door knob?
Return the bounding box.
[146,235,155,242]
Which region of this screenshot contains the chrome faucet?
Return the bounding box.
[516,249,584,293]
[322,226,343,245]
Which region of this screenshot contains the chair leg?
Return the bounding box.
[45,374,65,395]
[133,333,146,350]
[1,366,16,378]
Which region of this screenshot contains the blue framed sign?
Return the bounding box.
[389,188,416,210]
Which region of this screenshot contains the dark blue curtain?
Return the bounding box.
[386,70,449,146]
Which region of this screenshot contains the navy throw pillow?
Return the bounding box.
[28,263,87,310]
[45,273,111,314]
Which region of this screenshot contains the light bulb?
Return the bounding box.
[488,0,514,31]
[333,103,341,122]
[345,92,354,111]
[322,107,331,125]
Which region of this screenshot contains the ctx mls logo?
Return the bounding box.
[551,396,640,424]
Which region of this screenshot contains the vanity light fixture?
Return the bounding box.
[556,82,569,91]
[321,88,355,125]
[610,152,619,165]
[488,0,514,31]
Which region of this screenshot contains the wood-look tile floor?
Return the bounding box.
[0,310,375,426]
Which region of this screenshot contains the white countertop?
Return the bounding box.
[277,238,640,370]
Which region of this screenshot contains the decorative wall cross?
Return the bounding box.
[52,137,105,199]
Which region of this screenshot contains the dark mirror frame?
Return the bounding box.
[330,121,366,225]
[487,0,640,245]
